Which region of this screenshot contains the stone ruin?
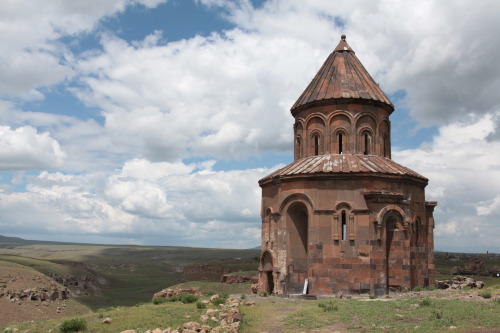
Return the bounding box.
[436,276,484,290]
[451,259,500,277]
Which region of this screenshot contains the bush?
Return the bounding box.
[196,301,206,309]
[260,291,268,297]
[431,309,443,320]
[179,293,199,304]
[479,290,492,299]
[207,291,215,296]
[152,297,169,305]
[220,292,229,299]
[212,298,226,306]
[318,300,338,312]
[419,299,432,307]
[240,294,246,300]
[59,318,87,333]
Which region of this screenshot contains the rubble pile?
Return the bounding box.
[436,276,484,290]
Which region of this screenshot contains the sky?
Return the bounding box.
[0,0,499,252]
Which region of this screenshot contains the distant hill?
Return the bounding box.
[0,234,88,248]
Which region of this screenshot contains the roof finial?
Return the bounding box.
[341,34,346,41]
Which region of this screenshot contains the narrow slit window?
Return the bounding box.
[383,135,386,157]
[296,136,301,159]
[314,135,319,155]
[341,210,347,240]
[363,133,370,155]
[338,133,343,154]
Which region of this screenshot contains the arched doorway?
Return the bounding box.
[261,251,274,294]
[385,210,406,292]
[286,202,309,293]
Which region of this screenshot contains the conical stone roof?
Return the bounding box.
[291,35,393,114]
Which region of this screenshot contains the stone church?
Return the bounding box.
[258,35,437,297]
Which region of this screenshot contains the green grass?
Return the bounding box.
[287,298,497,332]
[9,300,217,333]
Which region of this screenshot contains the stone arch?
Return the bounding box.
[333,202,353,241]
[380,208,407,291]
[306,115,326,156]
[379,119,390,157]
[305,113,327,129]
[377,205,408,226]
[295,134,303,159]
[412,216,422,245]
[355,114,377,155]
[280,196,313,294]
[332,127,349,154]
[279,193,315,216]
[358,127,374,155]
[309,129,324,156]
[355,113,377,130]
[262,208,273,249]
[261,251,275,293]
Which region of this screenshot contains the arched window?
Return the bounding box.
[341,210,347,240]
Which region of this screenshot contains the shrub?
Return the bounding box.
[318,300,338,312]
[369,295,376,299]
[59,318,87,333]
[212,298,226,306]
[479,290,492,299]
[196,301,206,309]
[260,291,268,297]
[431,309,443,320]
[240,294,246,300]
[220,292,229,299]
[419,299,432,307]
[179,293,199,304]
[152,297,169,305]
[207,291,215,296]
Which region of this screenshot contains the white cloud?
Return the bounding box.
[1,0,500,250]
[0,0,168,98]
[394,114,500,252]
[0,126,65,170]
[0,159,273,248]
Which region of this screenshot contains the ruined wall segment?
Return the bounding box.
[258,35,436,296]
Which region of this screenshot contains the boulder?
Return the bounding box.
[183,321,201,331]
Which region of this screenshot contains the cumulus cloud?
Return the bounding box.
[0,159,271,247]
[1,0,500,250]
[394,114,500,252]
[0,0,168,98]
[0,126,65,170]
[74,30,314,161]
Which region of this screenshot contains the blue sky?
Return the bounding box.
[0,0,499,252]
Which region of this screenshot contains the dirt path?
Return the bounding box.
[240,296,348,333]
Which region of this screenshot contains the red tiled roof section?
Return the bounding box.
[259,154,427,184]
[291,35,394,112]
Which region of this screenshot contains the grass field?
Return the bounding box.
[1,236,499,332]
[0,236,260,309]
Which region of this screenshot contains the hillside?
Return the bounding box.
[0,260,91,327]
[0,235,260,309]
